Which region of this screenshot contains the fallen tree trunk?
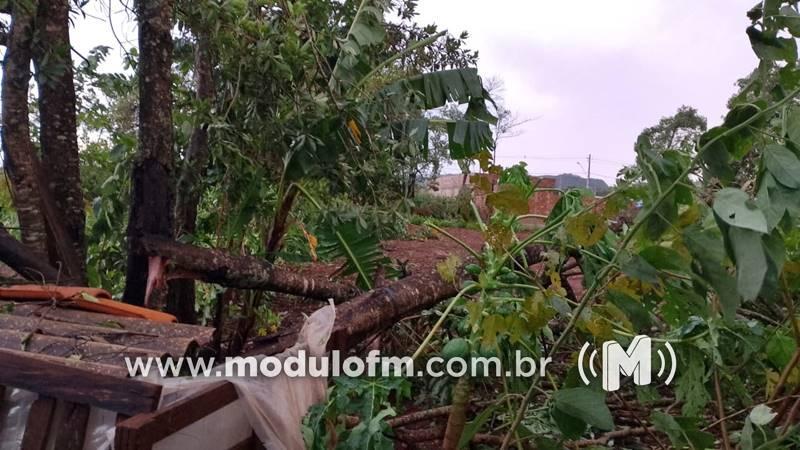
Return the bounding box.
[245,268,462,355]
[0,226,74,284]
[139,235,361,301]
[328,268,462,351]
[247,245,562,355]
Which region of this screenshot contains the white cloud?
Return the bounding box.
[417,0,665,51]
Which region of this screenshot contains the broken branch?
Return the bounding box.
[138,235,361,301]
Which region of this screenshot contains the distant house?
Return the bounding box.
[424,173,562,221]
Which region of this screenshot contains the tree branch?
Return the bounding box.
[138,235,361,301]
[0,226,76,284]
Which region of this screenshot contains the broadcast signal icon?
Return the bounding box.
[578,335,677,392]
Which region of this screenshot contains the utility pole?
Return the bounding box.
[585,154,592,193]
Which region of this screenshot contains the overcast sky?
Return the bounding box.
[73,0,759,184]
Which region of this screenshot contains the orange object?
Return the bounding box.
[0,285,177,323]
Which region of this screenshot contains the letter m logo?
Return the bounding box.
[601,335,652,392]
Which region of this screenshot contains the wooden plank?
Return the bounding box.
[53,402,91,450]
[116,381,238,450]
[0,348,127,377]
[21,396,56,450]
[0,348,161,415]
[0,329,167,365]
[0,301,214,344]
[0,314,198,356]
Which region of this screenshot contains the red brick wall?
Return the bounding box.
[528,177,560,218]
[470,175,561,223]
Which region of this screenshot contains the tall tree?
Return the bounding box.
[1,0,83,282]
[637,105,708,152]
[2,0,48,258]
[123,0,176,306]
[33,0,86,279]
[169,30,215,322]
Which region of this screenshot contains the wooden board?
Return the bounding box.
[115,381,238,450]
[53,402,91,450]
[0,348,161,415]
[21,396,56,450]
[0,329,166,365]
[0,301,214,344]
[0,314,198,357]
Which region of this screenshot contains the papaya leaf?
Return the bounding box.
[565,213,607,247]
[486,184,529,215]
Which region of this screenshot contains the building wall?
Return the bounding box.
[424,174,562,223]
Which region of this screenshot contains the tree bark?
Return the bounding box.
[139,235,362,300]
[33,0,86,281]
[0,0,82,282]
[328,268,461,350]
[169,31,215,323]
[124,0,176,306]
[1,0,47,258]
[264,184,299,260]
[0,226,71,284]
[443,376,471,450]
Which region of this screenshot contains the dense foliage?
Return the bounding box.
[5,0,800,448]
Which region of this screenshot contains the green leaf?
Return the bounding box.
[382,68,494,116]
[446,120,495,159]
[317,219,386,290]
[778,5,800,37]
[486,184,529,215]
[764,144,800,188]
[651,412,715,450]
[749,404,778,426]
[566,213,608,247]
[551,405,586,439]
[741,416,754,450]
[458,403,500,449]
[713,188,768,233]
[675,347,710,417]
[787,107,800,145]
[766,332,796,368]
[619,251,659,283]
[748,26,798,62]
[329,0,389,91]
[639,245,690,273]
[552,388,613,431]
[643,193,678,240]
[729,227,768,302]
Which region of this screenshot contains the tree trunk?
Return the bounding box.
[443,376,471,450]
[264,184,299,260]
[169,31,215,323]
[0,225,69,284]
[33,0,86,281]
[247,268,464,356]
[124,0,176,306]
[329,268,463,350]
[139,235,361,300]
[1,0,47,259]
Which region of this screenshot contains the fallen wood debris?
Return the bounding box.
[139,235,361,301]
